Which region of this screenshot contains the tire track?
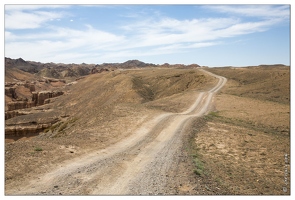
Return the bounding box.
[7,69,226,195]
[94,69,227,195]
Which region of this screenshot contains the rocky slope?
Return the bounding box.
[6,57,201,79]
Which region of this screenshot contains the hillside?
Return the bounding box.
[206,65,290,104]
[190,65,290,194]
[5,67,36,82]
[4,62,290,195]
[5,68,219,194]
[5,57,201,80]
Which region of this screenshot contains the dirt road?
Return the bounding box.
[6,69,226,195]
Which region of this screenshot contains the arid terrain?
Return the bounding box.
[194,66,290,195]
[4,59,290,195]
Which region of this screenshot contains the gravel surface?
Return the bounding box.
[6,69,226,195]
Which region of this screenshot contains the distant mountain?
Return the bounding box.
[37,68,63,79]
[98,60,156,68]
[120,60,156,68]
[5,57,95,79]
[5,57,201,79]
[5,57,44,73]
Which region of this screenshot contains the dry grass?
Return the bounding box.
[207,65,290,104]
[214,94,289,134]
[194,120,290,195]
[131,69,216,102]
[191,66,290,195]
[5,67,36,82]
[6,65,290,195]
[5,68,216,188]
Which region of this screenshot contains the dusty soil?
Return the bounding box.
[5,67,35,82]
[191,66,290,195]
[5,65,290,195]
[207,65,290,104]
[5,68,222,195]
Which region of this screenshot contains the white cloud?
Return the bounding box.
[5,5,70,11]
[205,5,290,19]
[119,15,280,51]
[4,13,283,63]
[4,5,290,64]
[152,42,217,53]
[5,10,65,29]
[5,25,126,63]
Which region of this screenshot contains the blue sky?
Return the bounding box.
[4,4,290,66]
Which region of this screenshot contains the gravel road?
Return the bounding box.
[7,69,226,195]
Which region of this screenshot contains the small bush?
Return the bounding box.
[193,157,204,176]
[57,122,68,132]
[194,169,202,176]
[34,147,43,151]
[209,111,219,117]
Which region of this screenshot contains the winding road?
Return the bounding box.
[7,69,227,195]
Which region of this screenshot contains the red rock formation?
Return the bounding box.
[5,118,60,137]
[32,91,64,106]
[24,82,36,92]
[6,91,64,111]
[6,101,35,111]
[5,110,27,120]
[5,124,51,136]
[5,87,17,99]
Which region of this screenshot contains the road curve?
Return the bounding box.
[6,69,227,195]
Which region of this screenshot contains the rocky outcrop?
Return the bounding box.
[91,68,109,74]
[5,110,28,120]
[91,68,99,74]
[6,101,34,111]
[32,91,64,106]
[5,82,17,87]
[6,91,64,111]
[5,124,51,136]
[5,118,60,137]
[24,82,35,92]
[5,81,35,94]
[43,77,66,83]
[5,87,17,99]
[66,81,77,86]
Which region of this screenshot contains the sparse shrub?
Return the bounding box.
[34,147,43,151]
[193,157,204,176]
[209,111,219,117]
[45,121,63,133]
[57,122,68,132]
[194,169,202,176]
[205,111,220,120]
[44,117,78,135]
[57,117,78,132]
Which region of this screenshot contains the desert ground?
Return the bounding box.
[197,66,290,195]
[5,59,290,195]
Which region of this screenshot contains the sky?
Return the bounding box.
[4,3,291,67]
